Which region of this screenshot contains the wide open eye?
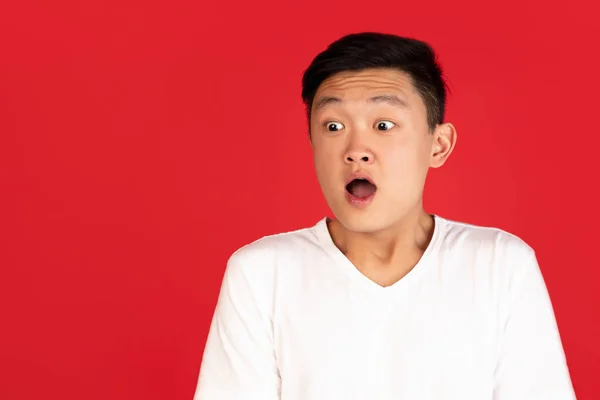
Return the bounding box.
[375,120,395,131]
[326,122,345,132]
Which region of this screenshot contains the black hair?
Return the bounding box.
[301,32,448,132]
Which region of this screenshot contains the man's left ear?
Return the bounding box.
[430,122,457,168]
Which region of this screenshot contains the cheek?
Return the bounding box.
[313,145,329,169]
[382,139,418,166]
[381,139,430,182]
[313,145,340,183]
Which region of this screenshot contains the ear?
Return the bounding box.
[430,122,457,168]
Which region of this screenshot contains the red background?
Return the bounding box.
[1,0,598,399]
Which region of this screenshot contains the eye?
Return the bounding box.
[376,120,395,131]
[326,122,344,132]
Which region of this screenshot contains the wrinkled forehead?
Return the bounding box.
[312,68,421,113]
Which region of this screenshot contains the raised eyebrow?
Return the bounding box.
[368,94,410,109]
[313,94,409,111]
[313,96,342,111]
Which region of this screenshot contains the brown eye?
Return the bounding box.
[326,122,344,132]
[376,121,395,131]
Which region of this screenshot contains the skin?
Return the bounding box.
[309,67,457,287]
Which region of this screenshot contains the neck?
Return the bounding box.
[328,206,435,271]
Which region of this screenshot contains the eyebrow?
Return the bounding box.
[314,94,410,111]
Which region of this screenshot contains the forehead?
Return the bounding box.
[313,68,418,106]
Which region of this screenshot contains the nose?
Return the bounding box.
[344,146,374,165]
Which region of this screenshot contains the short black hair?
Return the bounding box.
[301,32,448,132]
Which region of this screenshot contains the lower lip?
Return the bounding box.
[345,190,376,208]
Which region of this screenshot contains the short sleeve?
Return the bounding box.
[193,253,281,400]
[493,252,576,399]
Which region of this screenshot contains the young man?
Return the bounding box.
[193,33,576,399]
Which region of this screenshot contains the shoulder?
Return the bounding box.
[437,215,536,262]
[435,215,544,309]
[434,215,540,292]
[229,220,323,265]
[222,219,325,288]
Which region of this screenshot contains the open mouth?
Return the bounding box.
[345,178,377,199]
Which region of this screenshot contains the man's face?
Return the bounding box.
[310,68,454,234]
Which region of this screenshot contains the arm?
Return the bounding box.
[193,253,280,400]
[493,252,576,399]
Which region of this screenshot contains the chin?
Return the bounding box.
[332,209,390,234]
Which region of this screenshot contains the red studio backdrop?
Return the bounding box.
[0,0,598,399]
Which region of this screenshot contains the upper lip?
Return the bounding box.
[345,172,376,187]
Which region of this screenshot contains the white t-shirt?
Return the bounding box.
[194,215,576,400]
